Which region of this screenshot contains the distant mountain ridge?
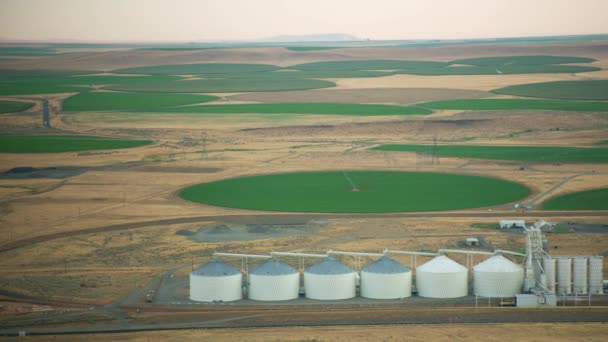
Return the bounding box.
[259,33,361,43]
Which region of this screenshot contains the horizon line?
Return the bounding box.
[1,32,608,46]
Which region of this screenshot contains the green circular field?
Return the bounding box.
[180,171,530,213]
[542,188,608,210]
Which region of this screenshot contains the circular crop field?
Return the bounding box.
[542,188,608,210]
[180,171,530,213]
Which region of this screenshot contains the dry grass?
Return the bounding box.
[332,72,605,91]
[25,323,608,341]
[1,42,608,309]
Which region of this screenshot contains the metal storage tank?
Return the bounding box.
[573,257,588,295]
[543,257,556,293]
[589,256,604,295]
[556,257,572,295]
[304,257,356,300]
[473,255,524,297]
[248,258,300,301]
[416,255,468,298]
[190,258,242,302]
[360,256,412,299]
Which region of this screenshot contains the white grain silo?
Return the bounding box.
[360,256,412,299]
[572,257,588,295]
[473,255,524,297]
[248,258,300,301]
[304,257,356,300]
[416,255,468,298]
[190,258,242,302]
[543,257,556,293]
[589,256,604,294]
[556,257,572,295]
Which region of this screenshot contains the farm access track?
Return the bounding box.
[3,306,608,336]
[1,210,607,254]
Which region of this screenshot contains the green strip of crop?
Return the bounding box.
[106,78,335,93]
[0,69,98,78]
[290,60,447,71]
[63,92,218,112]
[450,55,596,66]
[0,82,89,96]
[493,80,608,101]
[0,75,179,96]
[397,65,599,75]
[165,103,432,116]
[420,99,608,112]
[0,101,34,113]
[197,70,394,79]
[0,135,152,153]
[372,144,608,163]
[542,188,608,210]
[114,63,281,75]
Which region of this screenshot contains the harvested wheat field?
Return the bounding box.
[33,323,608,342]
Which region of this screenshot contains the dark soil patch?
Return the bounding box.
[187,221,328,242]
[0,166,86,179]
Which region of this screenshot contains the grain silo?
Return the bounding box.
[360,256,412,299]
[589,256,604,294]
[473,255,524,297]
[556,257,572,295]
[572,257,588,295]
[190,258,242,302]
[304,257,356,300]
[542,257,556,293]
[416,255,468,298]
[248,258,300,301]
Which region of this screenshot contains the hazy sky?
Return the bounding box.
[1,0,607,42]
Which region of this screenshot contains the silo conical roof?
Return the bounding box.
[305,256,353,275]
[192,258,240,277]
[474,255,522,272]
[362,256,411,274]
[250,258,298,276]
[417,255,467,273]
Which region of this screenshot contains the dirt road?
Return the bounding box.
[1,210,607,254]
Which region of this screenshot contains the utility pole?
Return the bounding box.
[201,131,208,159]
[432,135,439,165]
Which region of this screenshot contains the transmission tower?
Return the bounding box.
[431,135,440,165]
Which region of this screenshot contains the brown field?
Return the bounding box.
[23,323,608,341]
[331,72,598,91]
[0,42,607,337]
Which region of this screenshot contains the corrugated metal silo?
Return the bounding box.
[543,257,556,293]
[589,256,604,294]
[416,255,468,298]
[473,255,524,297]
[190,258,243,302]
[360,256,412,299]
[248,258,300,301]
[556,257,572,295]
[572,257,588,294]
[304,257,356,300]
